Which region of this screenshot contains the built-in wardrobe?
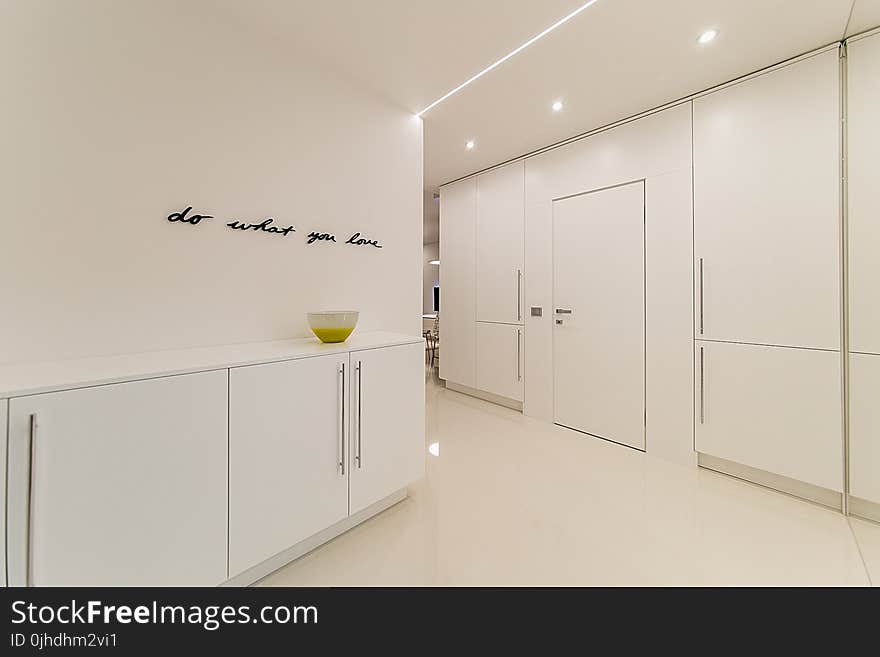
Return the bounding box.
[440,32,880,521]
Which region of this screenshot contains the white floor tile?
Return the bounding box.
[259,370,871,586]
[849,518,880,586]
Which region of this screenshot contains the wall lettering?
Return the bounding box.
[167,206,213,225]
[307,231,337,244]
[227,217,296,237]
[164,205,383,253]
[345,232,383,248]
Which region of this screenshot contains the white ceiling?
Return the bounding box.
[217,1,880,243]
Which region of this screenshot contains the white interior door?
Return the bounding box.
[553,181,645,450]
[229,353,349,577]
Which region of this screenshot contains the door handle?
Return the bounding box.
[699,347,705,425]
[356,360,363,469]
[699,258,704,336]
[517,269,522,322]
[555,308,572,314]
[27,413,37,587]
[517,329,522,381]
[338,363,345,476]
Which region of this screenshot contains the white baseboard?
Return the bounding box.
[444,381,523,411]
[697,453,843,511]
[223,488,408,587]
[849,496,880,524]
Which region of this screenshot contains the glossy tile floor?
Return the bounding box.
[261,367,880,586]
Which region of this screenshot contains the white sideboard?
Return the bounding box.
[0,331,425,586]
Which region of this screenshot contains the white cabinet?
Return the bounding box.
[439,177,477,388]
[850,352,880,504]
[695,341,842,492]
[1,399,6,587]
[476,161,524,325]
[350,343,425,514]
[475,322,524,402]
[693,50,840,350]
[848,33,880,355]
[228,353,349,577]
[6,371,228,586]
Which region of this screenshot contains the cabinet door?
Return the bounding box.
[6,371,227,586]
[850,352,880,504]
[476,161,524,325]
[439,177,477,387]
[693,50,840,350]
[229,354,349,576]
[475,322,524,402]
[695,341,842,491]
[848,33,880,355]
[350,343,425,515]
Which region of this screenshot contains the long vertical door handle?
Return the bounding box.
[27,413,37,587]
[338,363,345,475]
[517,329,522,381]
[699,347,705,425]
[699,258,704,335]
[356,360,363,469]
[517,269,522,322]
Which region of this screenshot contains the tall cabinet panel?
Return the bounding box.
[693,49,840,350]
[439,177,477,388]
[228,353,349,577]
[6,372,228,586]
[848,32,880,507]
[476,161,524,325]
[848,32,880,356]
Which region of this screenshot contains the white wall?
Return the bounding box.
[0,0,423,364]
[423,243,439,314]
[524,103,694,465]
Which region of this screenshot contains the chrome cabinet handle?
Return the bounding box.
[356,360,363,469]
[699,258,704,335]
[517,329,522,381]
[517,269,522,322]
[27,413,37,587]
[338,363,345,475]
[700,347,705,425]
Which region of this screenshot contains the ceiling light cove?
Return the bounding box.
[415,0,602,117]
[698,29,719,44]
[465,140,476,151]
[552,100,564,112]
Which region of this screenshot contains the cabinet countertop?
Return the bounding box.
[0,331,424,398]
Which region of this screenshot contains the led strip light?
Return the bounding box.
[415,0,602,117]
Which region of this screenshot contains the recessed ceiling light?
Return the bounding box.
[415,0,601,116]
[429,260,440,265]
[698,29,718,45]
[465,140,475,150]
[552,100,564,112]
[428,442,440,457]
